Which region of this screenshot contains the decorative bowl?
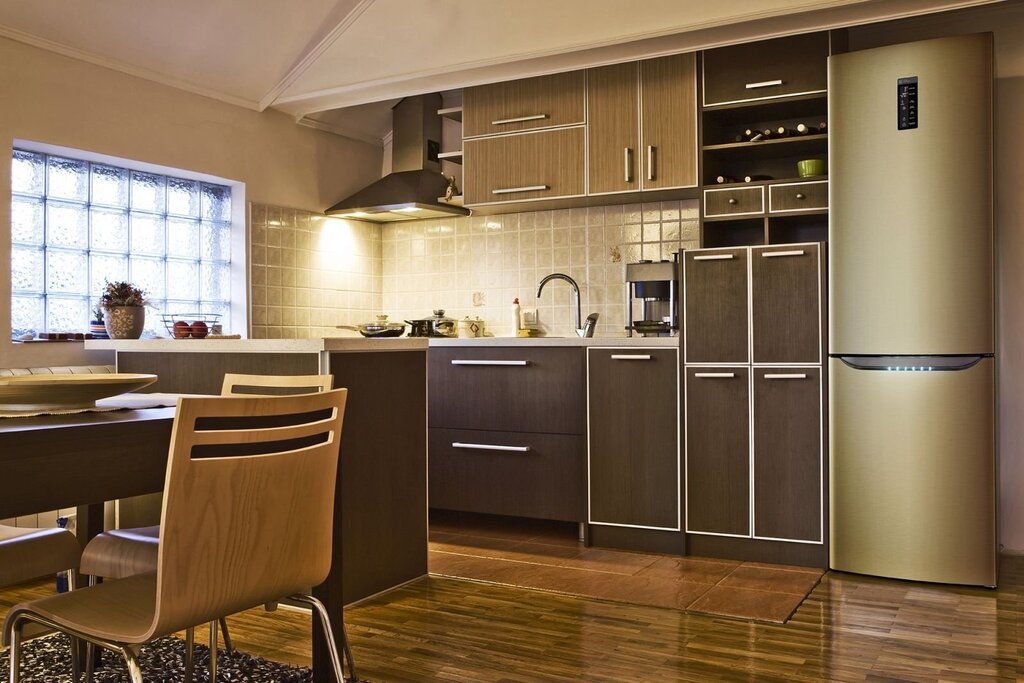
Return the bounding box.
[796,159,826,177]
[0,373,158,411]
[161,313,222,339]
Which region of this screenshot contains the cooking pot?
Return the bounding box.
[337,315,406,338]
[406,309,457,338]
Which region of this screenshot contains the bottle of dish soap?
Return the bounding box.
[511,297,521,334]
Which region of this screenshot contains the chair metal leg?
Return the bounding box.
[184,627,195,683]
[70,636,82,682]
[289,593,357,683]
[218,617,234,653]
[120,646,144,683]
[209,618,218,682]
[84,641,96,683]
[8,620,22,683]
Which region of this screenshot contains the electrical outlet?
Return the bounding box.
[520,307,538,329]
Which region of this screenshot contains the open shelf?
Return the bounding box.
[768,213,828,244]
[438,150,463,165]
[438,106,463,122]
[703,134,826,160]
[702,218,765,247]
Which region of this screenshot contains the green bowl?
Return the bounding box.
[796,159,826,177]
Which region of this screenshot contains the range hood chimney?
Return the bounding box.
[325,93,469,222]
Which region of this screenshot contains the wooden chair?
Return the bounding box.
[77,373,335,678]
[3,389,354,683]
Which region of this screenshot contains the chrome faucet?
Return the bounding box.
[537,273,599,337]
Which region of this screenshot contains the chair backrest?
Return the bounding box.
[221,373,334,396]
[145,389,347,640]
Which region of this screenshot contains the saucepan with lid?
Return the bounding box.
[337,315,407,338]
[406,309,457,338]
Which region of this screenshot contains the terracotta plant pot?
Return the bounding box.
[104,305,145,339]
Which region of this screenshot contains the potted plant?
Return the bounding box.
[101,280,149,339]
[89,302,108,339]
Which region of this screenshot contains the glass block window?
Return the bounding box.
[11,149,232,338]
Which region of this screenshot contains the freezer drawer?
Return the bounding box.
[829,357,996,586]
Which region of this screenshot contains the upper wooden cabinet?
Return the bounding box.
[463,71,585,138]
[463,127,585,205]
[702,32,830,107]
[641,54,698,190]
[587,54,697,195]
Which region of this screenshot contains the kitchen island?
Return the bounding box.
[85,336,428,681]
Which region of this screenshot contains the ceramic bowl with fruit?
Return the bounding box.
[161,313,221,339]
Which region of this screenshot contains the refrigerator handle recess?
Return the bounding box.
[836,355,987,371]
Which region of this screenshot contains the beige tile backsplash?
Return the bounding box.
[249,200,698,339]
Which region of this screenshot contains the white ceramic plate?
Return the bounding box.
[0,373,158,410]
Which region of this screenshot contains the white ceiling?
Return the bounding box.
[0,0,1005,142]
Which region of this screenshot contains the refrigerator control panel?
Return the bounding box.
[898,77,918,130]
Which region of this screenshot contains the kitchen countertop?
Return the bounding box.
[84,337,429,353]
[85,336,676,352]
[429,336,679,347]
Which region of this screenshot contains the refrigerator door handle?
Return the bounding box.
[836,355,987,371]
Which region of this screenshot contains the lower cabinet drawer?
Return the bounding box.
[703,186,764,218]
[428,428,586,522]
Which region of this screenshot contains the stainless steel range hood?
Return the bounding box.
[326,93,469,222]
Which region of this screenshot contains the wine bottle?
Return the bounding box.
[796,123,820,135]
[743,174,773,182]
[776,126,797,137]
[761,128,775,139]
[748,130,765,142]
[715,175,737,184]
[817,121,828,133]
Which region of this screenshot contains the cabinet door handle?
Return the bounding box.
[492,185,549,195]
[745,79,784,89]
[452,442,531,453]
[693,254,735,261]
[647,145,655,181]
[761,250,806,258]
[694,372,736,378]
[624,147,633,183]
[764,373,808,380]
[795,193,806,200]
[451,360,530,366]
[728,198,738,205]
[491,114,548,125]
[611,354,652,361]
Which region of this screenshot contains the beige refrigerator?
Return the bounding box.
[828,33,996,586]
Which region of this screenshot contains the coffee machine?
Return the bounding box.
[625,259,678,337]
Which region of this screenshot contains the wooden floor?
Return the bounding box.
[3,557,1023,681]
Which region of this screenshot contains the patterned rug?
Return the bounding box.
[0,633,311,682]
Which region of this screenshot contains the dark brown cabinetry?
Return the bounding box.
[428,347,586,522]
[683,243,826,565]
[683,248,749,364]
[752,367,822,542]
[699,31,840,247]
[587,348,679,530]
[685,366,750,536]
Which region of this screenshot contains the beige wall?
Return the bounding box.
[0,35,382,369]
[848,2,1024,552]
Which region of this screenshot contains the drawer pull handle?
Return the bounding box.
[451,360,530,366]
[795,193,806,200]
[694,372,736,378]
[745,79,784,89]
[492,185,549,195]
[693,254,735,261]
[492,114,548,125]
[762,250,806,258]
[452,442,530,453]
[765,373,808,380]
[611,354,652,361]
[624,147,633,183]
[647,146,655,181]
[728,198,738,205]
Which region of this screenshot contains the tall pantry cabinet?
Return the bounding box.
[682,242,827,567]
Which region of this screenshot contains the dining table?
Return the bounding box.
[0,367,428,683]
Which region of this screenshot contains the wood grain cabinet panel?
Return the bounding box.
[463,127,585,206]
[751,243,823,364]
[702,32,830,106]
[768,180,828,213]
[683,248,749,363]
[685,367,750,536]
[429,428,586,522]
[428,347,585,435]
[703,186,764,218]
[463,71,585,138]
[753,367,822,542]
[641,53,698,190]
[587,62,640,195]
[588,348,679,529]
